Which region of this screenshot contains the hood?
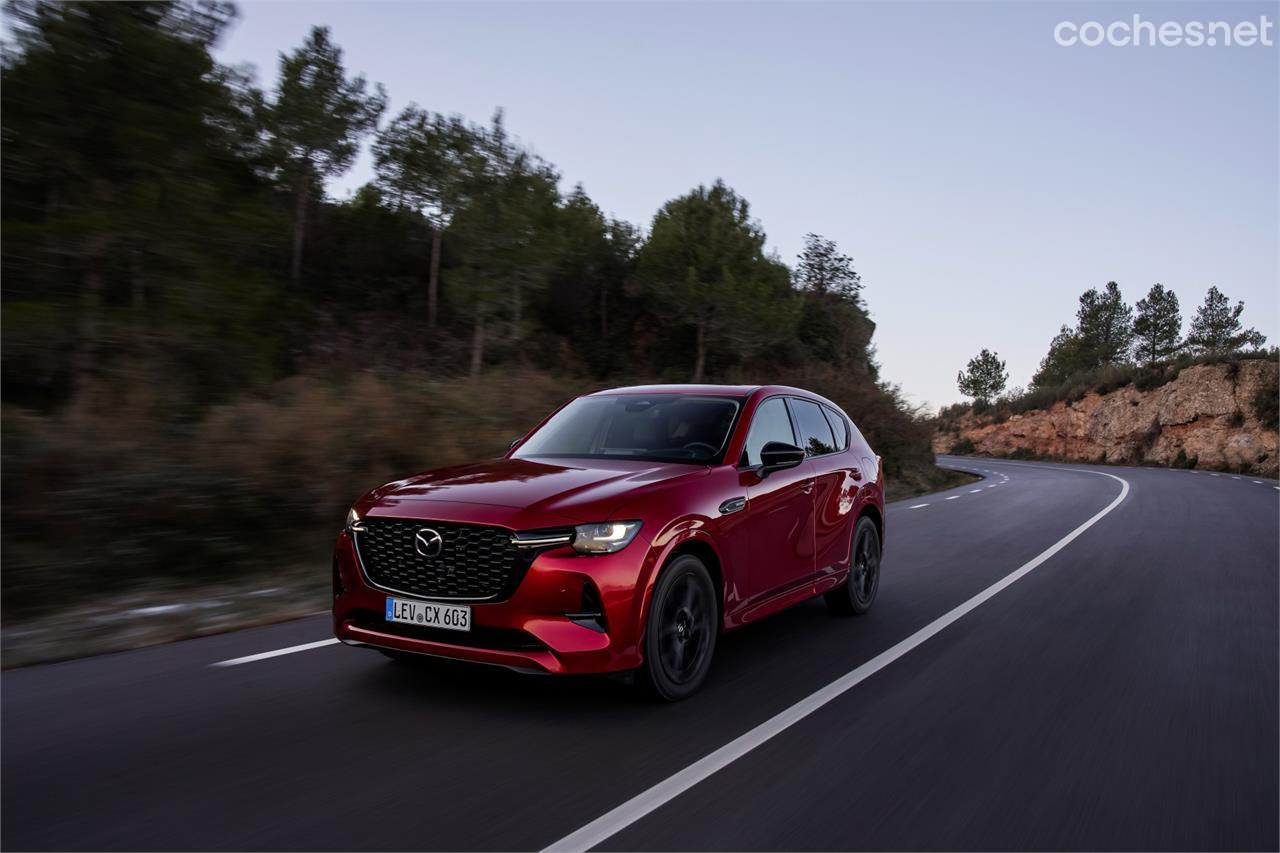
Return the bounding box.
[363,456,706,522]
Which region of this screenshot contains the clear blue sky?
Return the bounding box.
[218,1,1278,409]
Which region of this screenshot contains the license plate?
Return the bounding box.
[385,597,471,632]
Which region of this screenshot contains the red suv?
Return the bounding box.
[333,384,884,699]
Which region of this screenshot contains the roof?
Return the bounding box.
[587,384,760,397]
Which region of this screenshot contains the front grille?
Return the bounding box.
[353,518,528,601]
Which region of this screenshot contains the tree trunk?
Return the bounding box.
[290,181,308,287]
[428,228,441,329]
[470,314,486,377]
[692,321,706,383]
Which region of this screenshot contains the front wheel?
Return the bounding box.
[640,554,718,701]
[826,515,881,616]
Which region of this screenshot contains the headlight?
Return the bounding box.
[572,521,642,554]
[345,507,362,530]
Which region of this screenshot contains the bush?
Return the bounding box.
[1,370,579,615]
[950,438,976,455]
[1254,385,1279,429]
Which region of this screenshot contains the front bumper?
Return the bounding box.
[331,529,654,674]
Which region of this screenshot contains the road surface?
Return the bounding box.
[3,457,1277,851]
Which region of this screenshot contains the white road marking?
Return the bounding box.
[1210,473,1220,477]
[986,485,997,489]
[969,489,982,493]
[1232,476,1241,480]
[909,504,929,509]
[945,495,961,500]
[211,638,339,667]
[1254,481,1264,485]
[542,468,1131,853]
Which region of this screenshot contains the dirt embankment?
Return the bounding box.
[934,360,1279,476]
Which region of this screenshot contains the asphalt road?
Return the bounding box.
[3,458,1277,851]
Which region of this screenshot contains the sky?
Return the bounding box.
[217,1,1278,410]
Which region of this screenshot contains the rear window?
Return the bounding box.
[822,405,849,451]
[790,398,837,457]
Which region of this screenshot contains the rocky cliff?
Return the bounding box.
[934,359,1279,476]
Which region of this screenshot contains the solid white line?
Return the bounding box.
[211,638,339,667]
[542,469,1130,853]
[909,504,929,509]
[945,495,961,500]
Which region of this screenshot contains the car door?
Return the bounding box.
[788,397,855,582]
[738,396,816,599]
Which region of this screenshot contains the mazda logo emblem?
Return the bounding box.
[413,527,444,558]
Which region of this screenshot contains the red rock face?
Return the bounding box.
[934,360,1279,476]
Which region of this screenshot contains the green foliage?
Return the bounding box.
[1032,283,1135,386]
[1186,286,1267,355]
[793,234,875,373]
[1133,283,1182,366]
[956,348,1008,403]
[262,26,386,184]
[1077,282,1134,366]
[794,233,862,301]
[261,25,387,285]
[633,181,796,381]
[1255,385,1279,430]
[950,438,976,455]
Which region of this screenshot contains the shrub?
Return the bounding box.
[950,438,976,455]
[1254,385,1279,429]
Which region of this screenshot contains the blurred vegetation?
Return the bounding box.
[1,2,947,616]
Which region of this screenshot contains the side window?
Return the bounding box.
[822,405,849,451]
[790,398,836,457]
[741,397,796,466]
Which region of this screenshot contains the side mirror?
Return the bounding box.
[508,437,524,451]
[759,441,806,477]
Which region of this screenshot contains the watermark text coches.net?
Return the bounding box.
[1055,14,1274,47]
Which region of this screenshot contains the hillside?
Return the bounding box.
[934,359,1279,476]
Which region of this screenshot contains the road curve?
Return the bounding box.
[3,458,1276,851]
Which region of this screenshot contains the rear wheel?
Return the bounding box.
[826,515,881,616]
[640,554,718,701]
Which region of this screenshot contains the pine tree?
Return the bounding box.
[1132,283,1182,366]
[957,349,1008,404]
[1186,286,1266,354]
[262,27,386,287]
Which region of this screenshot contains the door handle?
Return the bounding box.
[718,496,747,515]
[802,479,815,495]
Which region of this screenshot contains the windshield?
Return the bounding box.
[514,395,742,464]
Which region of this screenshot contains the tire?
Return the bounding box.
[825,515,881,616]
[640,554,719,701]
